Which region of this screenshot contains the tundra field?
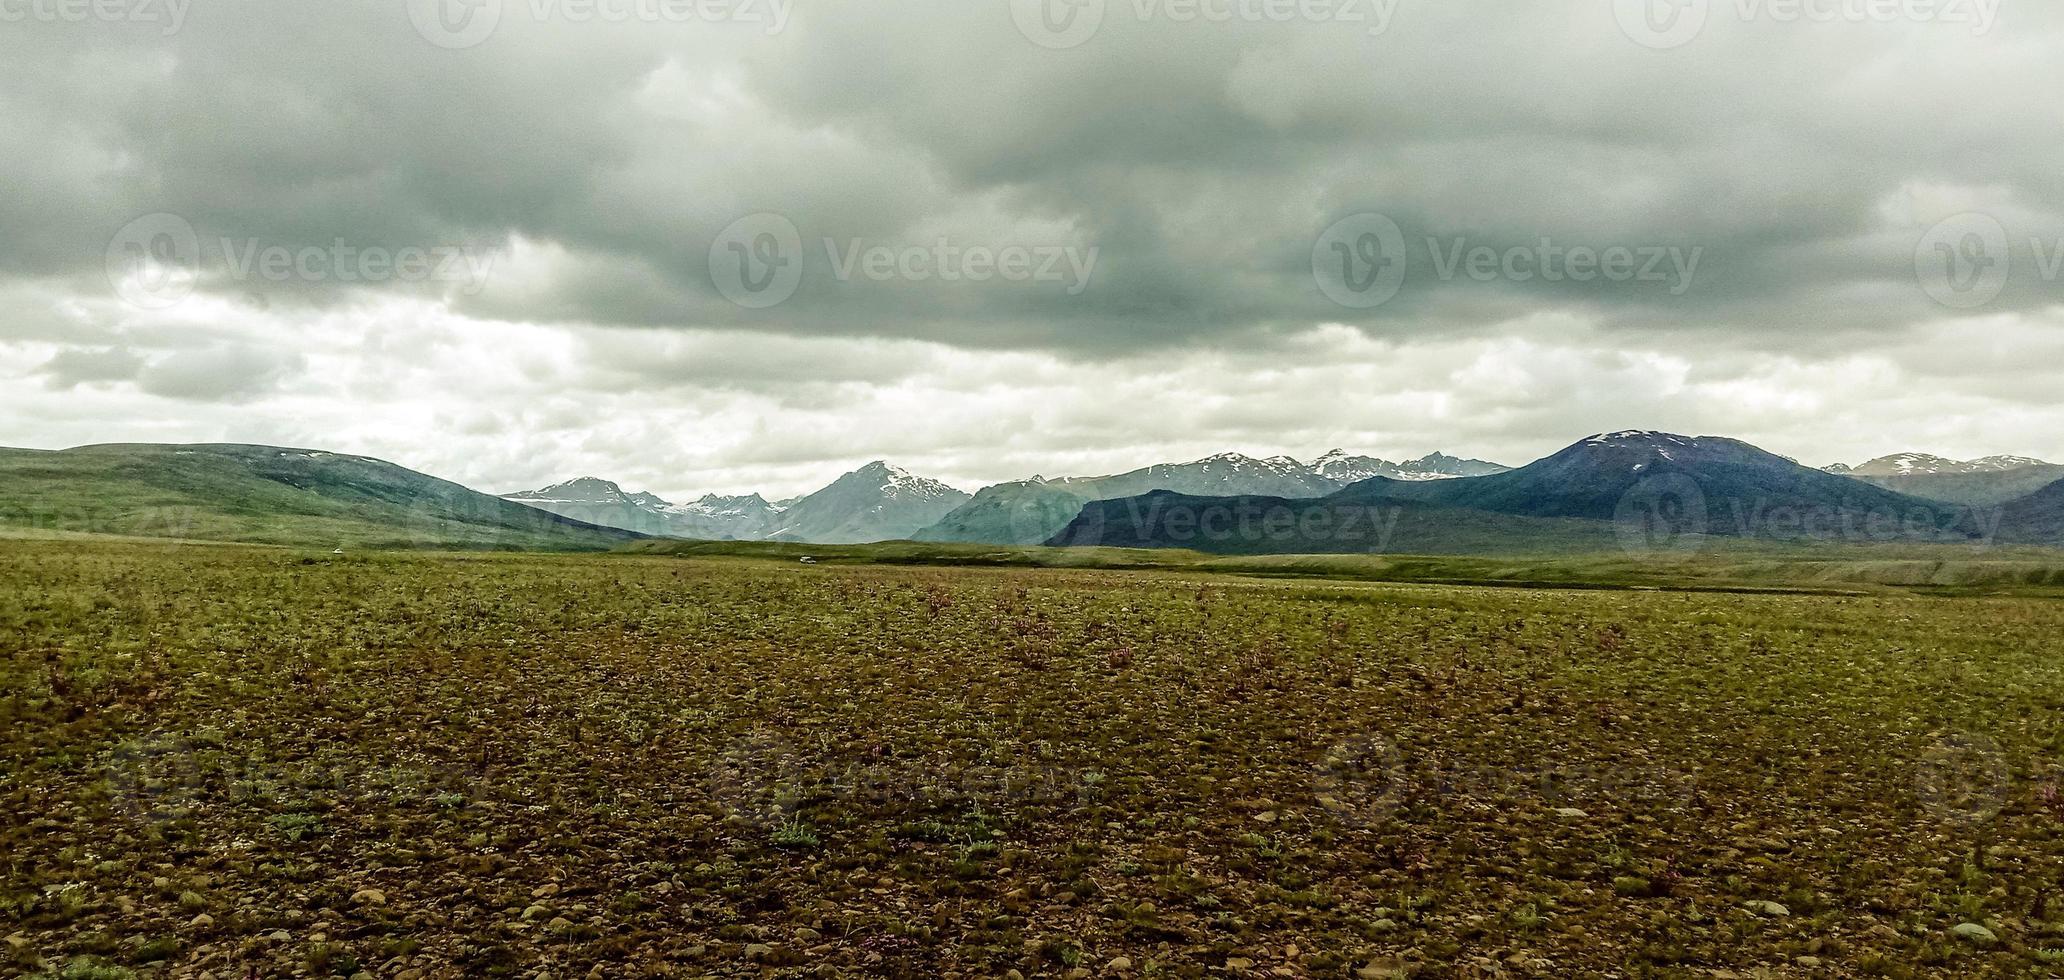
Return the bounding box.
[6,542,2064,978]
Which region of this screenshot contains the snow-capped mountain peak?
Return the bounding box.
[509,476,631,504]
[843,460,965,501]
[1830,452,2056,477]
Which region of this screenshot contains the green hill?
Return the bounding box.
[0,444,642,550]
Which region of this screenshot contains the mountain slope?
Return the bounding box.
[1995,476,2064,546]
[0,444,641,550]
[770,461,970,544]
[917,450,1511,545]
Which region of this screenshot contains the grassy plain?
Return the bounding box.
[6,541,2064,977]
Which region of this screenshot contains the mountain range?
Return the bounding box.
[498,450,1511,547]
[504,478,791,540]
[1821,453,2064,507]
[1052,431,2048,554]
[504,462,969,545]
[1824,452,2053,477]
[6,434,2062,554]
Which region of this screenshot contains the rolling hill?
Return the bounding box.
[0,444,641,550]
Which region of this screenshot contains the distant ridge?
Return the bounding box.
[1826,452,2053,477]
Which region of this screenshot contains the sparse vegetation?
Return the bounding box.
[5,539,2064,976]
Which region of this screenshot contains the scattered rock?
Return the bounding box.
[1227,957,1255,970]
[1952,922,1997,944]
[1552,807,1588,819]
[531,883,560,899]
[351,888,386,906]
[1743,901,1790,918]
[188,913,214,929]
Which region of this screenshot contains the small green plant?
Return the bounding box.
[57,959,136,980]
[1040,937,1083,967]
[131,936,180,963]
[770,817,820,850]
[1509,902,1545,931]
[267,812,326,841]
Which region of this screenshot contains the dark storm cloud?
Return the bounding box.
[3,0,2058,357]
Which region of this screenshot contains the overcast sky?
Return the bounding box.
[3,0,2061,498]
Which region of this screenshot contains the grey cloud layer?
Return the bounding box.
[5,0,2064,497]
[5,0,2060,355]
